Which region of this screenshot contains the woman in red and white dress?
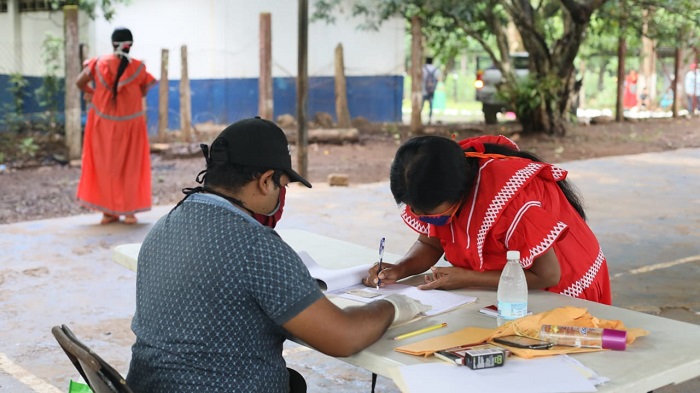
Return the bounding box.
[364,135,611,305]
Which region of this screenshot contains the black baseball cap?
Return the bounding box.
[209,117,312,188]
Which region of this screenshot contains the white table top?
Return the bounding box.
[112,229,700,392]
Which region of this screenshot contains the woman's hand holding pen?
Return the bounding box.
[363,262,400,288]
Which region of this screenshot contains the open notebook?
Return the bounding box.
[298,251,476,316]
[297,250,372,292]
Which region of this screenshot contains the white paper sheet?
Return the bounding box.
[331,283,477,316]
[297,251,372,292]
[397,355,599,393]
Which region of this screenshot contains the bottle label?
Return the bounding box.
[497,301,528,320]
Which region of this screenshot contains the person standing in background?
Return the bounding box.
[684,63,700,114]
[421,57,440,124]
[76,27,156,225]
[623,70,638,109]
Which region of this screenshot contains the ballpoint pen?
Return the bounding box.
[376,237,385,290]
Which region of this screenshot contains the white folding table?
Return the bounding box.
[113,229,700,392]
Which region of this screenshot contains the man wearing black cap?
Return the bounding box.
[126,117,429,392]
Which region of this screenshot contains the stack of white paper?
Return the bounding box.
[397,355,605,393]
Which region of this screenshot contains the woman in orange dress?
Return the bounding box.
[76,27,156,224]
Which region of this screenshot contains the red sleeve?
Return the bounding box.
[490,179,569,269]
[85,57,99,76]
[139,62,157,90]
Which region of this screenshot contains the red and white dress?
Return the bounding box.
[400,137,612,304]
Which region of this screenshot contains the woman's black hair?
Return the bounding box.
[390,136,470,213]
[110,28,133,104]
[390,135,587,220]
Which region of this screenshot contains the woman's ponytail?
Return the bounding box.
[109,27,134,105]
[111,55,129,104]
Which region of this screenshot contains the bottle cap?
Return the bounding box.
[506,250,520,260]
[602,328,627,350]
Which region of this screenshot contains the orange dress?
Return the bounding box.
[623,74,638,109]
[76,54,156,216]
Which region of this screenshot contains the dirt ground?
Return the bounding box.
[2,115,700,225]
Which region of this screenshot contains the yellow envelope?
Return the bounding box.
[395,327,494,357]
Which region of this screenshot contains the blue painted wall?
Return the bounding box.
[1,74,403,133]
[0,74,65,120]
[144,75,403,134]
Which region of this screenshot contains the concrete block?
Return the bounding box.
[328,173,349,186]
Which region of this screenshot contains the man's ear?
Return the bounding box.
[257,169,276,194]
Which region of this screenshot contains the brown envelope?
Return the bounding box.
[395,327,495,357]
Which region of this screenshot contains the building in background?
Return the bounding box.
[0,0,405,134]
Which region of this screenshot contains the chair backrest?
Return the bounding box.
[51,325,134,393]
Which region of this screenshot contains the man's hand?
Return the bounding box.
[418,266,471,290]
[382,294,432,325]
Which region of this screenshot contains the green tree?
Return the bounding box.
[2,73,30,132]
[48,0,129,20]
[314,0,700,134]
[35,33,64,134]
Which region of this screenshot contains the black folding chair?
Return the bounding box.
[51,324,133,393]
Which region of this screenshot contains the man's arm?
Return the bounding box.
[283,297,394,357]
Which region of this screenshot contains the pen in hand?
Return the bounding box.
[376,237,385,289]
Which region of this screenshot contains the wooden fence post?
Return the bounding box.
[334,43,351,128]
[158,48,169,142]
[297,0,309,179]
[63,5,82,162]
[180,45,192,142]
[410,15,423,134]
[259,13,273,120]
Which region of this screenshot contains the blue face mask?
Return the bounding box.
[415,200,461,226]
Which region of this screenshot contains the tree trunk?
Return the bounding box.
[409,15,423,134]
[577,60,586,110]
[63,5,81,162]
[640,9,656,108]
[597,59,609,93]
[504,1,597,135]
[334,43,351,128]
[672,47,681,118]
[615,1,627,122]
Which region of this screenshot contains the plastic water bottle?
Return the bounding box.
[496,250,528,326]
